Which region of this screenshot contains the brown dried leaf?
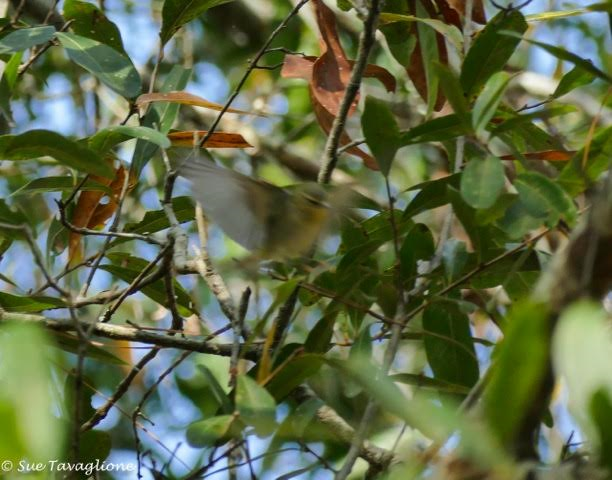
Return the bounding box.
[405,0,447,111]
[168,130,253,148]
[68,164,136,265]
[500,150,576,162]
[135,91,266,116]
[282,54,396,93]
[442,0,486,24]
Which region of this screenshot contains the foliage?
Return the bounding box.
[0,0,611,478]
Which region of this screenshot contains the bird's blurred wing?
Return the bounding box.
[179,158,268,251]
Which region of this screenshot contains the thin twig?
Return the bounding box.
[79,163,131,297]
[317,0,383,185]
[17,20,73,76]
[230,287,251,388]
[197,0,310,149]
[81,347,161,432]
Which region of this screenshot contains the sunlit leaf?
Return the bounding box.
[460,155,505,209]
[236,375,276,436]
[56,32,142,98]
[89,125,171,153]
[136,91,264,116]
[472,71,512,135]
[186,415,237,448]
[483,301,549,446]
[0,26,55,54]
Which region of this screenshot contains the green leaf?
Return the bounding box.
[0,26,55,54]
[501,31,612,84]
[379,12,463,53]
[109,196,194,247]
[400,114,466,146]
[266,354,325,401]
[590,389,612,472]
[432,62,470,127]
[56,32,142,98]
[423,303,479,391]
[391,373,471,395]
[442,238,468,281]
[558,126,612,196]
[514,172,577,226]
[461,10,527,97]
[63,0,126,53]
[379,0,416,65]
[362,96,400,176]
[400,223,435,279]
[197,365,233,414]
[0,324,64,461]
[88,125,171,154]
[235,375,276,436]
[0,130,113,178]
[0,292,65,312]
[186,414,236,447]
[10,176,112,196]
[490,105,576,136]
[483,301,549,446]
[304,314,336,353]
[497,200,543,239]
[131,65,192,177]
[472,72,512,135]
[160,0,233,46]
[460,156,505,209]
[552,64,596,99]
[79,429,111,464]
[327,357,508,467]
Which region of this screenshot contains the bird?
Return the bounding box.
[178,155,333,261]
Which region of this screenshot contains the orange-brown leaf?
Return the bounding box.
[405,0,447,111]
[441,0,486,24]
[168,130,253,148]
[281,54,396,93]
[500,150,576,161]
[68,164,135,265]
[135,91,266,116]
[311,88,378,171]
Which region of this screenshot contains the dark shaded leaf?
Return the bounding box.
[423,303,479,391]
[362,96,400,176]
[0,130,113,178]
[64,0,126,53]
[460,10,527,97]
[10,176,112,196]
[160,0,233,45]
[0,292,65,312]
